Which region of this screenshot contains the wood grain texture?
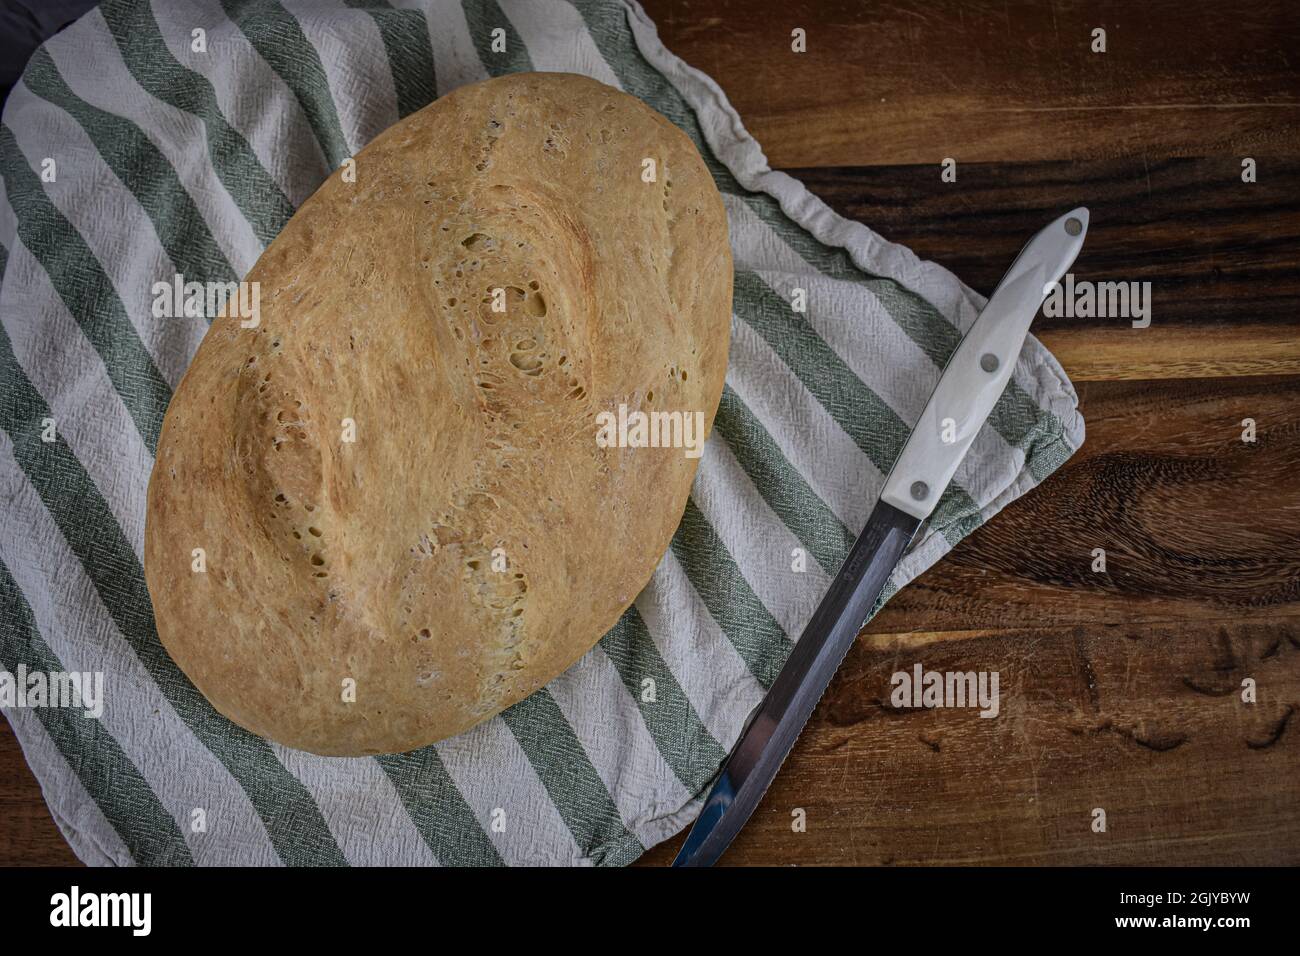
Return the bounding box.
[4,0,1299,865]
[0,718,79,866]
[874,375,1300,634]
[640,0,1300,167]
[640,615,1300,865]
[790,157,1300,380]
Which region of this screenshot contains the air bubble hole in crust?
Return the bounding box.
[509,352,543,374]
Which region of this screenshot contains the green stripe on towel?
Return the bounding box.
[219,0,352,167]
[499,690,642,865]
[599,606,728,793]
[713,385,855,575]
[0,124,170,455]
[462,0,535,75]
[20,47,238,286]
[345,1,439,117]
[0,556,195,866]
[96,0,296,247]
[375,749,504,866]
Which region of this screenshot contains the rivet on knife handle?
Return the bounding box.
[881,207,1088,520]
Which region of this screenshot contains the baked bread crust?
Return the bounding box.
[144,73,733,755]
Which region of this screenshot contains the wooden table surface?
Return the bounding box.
[4,0,1298,866]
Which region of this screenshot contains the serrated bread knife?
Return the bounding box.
[673,208,1089,867]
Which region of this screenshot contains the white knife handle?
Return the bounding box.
[880,207,1089,521]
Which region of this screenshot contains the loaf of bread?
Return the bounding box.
[143,73,732,755]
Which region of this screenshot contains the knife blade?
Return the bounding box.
[673,207,1090,867]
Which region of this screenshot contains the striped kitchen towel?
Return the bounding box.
[0,0,1084,866]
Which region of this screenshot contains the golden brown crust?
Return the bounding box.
[143,73,732,755]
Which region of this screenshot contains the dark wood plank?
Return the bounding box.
[0,719,81,866]
[789,156,1300,380]
[875,374,1300,635]
[640,0,1300,167]
[640,614,1300,866]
